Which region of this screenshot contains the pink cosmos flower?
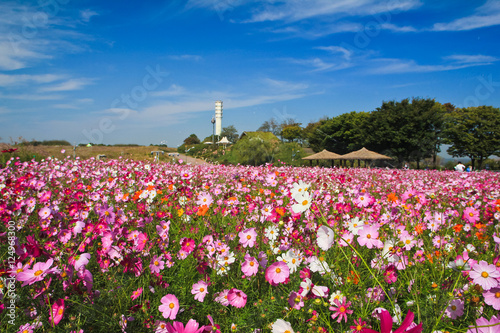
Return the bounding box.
[49,299,65,326]
[288,291,304,310]
[131,287,143,300]
[357,225,383,249]
[463,206,480,224]
[265,261,290,285]
[354,193,373,208]
[445,299,464,319]
[470,260,500,290]
[150,254,165,274]
[227,288,247,308]
[38,207,51,219]
[363,309,423,333]
[74,253,91,271]
[17,258,56,286]
[181,238,195,254]
[483,288,500,310]
[196,192,213,206]
[191,280,208,302]
[238,228,257,248]
[241,254,259,277]
[214,289,230,306]
[165,319,207,333]
[329,297,353,323]
[467,315,500,333]
[159,294,179,320]
[17,323,34,333]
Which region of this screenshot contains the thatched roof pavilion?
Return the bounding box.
[302,149,343,167]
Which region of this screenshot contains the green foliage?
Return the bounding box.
[443,105,500,169]
[281,125,303,142]
[274,142,306,166]
[19,139,72,146]
[232,136,275,166]
[183,134,201,146]
[220,125,239,143]
[307,111,369,155]
[363,98,445,166]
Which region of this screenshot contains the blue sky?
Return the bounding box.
[1,0,499,148]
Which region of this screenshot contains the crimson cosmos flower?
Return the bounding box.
[362,310,423,333]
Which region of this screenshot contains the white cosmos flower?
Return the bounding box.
[317,226,335,251]
[291,191,312,214]
[272,319,295,333]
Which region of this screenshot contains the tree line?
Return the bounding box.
[258,98,500,169]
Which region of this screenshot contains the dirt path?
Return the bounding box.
[168,153,211,166]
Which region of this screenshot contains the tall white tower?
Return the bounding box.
[215,100,223,137]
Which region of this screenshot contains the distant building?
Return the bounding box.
[215,101,223,137]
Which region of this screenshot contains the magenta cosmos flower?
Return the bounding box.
[329,297,353,323]
[191,280,208,302]
[363,309,422,333]
[238,228,257,248]
[159,294,179,320]
[227,288,247,308]
[49,299,65,326]
[470,260,500,290]
[266,261,290,285]
[165,319,207,333]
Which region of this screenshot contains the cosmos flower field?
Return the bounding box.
[1,156,500,333]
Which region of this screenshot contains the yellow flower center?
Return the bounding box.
[302,200,308,206]
[154,261,159,266]
[34,270,43,276]
[169,303,175,309]
[200,288,205,292]
[367,234,371,239]
[249,262,254,266]
[247,235,251,240]
[276,268,281,273]
[482,271,489,278]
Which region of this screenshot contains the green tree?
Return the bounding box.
[183,134,200,145]
[306,111,369,154]
[232,137,273,166]
[443,105,500,169]
[281,125,302,142]
[364,98,444,167]
[257,118,280,136]
[220,125,239,143]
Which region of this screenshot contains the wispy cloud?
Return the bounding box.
[167,54,203,62]
[367,54,498,74]
[80,9,99,22]
[431,0,500,31]
[0,73,67,86]
[38,78,95,92]
[242,0,421,23]
[315,46,353,60]
[0,2,92,70]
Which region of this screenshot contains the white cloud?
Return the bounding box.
[0,73,66,86]
[0,2,91,70]
[80,9,99,22]
[167,54,203,61]
[432,0,500,31]
[367,54,497,74]
[241,0,422,23]
[316,46,353,60]
[38,78,94,92]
